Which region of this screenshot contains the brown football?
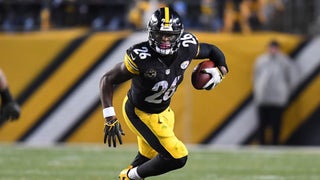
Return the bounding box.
[191,60,215,90]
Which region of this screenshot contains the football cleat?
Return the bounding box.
[119,166,133,180]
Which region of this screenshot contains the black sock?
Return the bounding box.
[131,152,150,167]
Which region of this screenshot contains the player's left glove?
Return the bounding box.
[0,101,20,122]
[104,119,125,147]
[202,67,223,90]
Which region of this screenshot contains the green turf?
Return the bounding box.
[1,144,320,180]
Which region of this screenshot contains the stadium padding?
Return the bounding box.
[281,68,320,143]
[0,29,87,96]
[0,30,128,141]
[0,29,88,140]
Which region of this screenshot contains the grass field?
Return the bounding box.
[1,143,320,180]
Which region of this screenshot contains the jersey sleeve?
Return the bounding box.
[196,43,228,71]
[181,32,200,58]
[124,49,139,75]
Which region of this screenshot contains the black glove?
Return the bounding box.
[104,119,125,147]
[0,101,21,122]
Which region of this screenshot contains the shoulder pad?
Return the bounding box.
[179,32,199,57]
[124,41,152,75]
[180,32,199,47]
[126,41,153,62]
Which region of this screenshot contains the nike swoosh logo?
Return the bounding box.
[130,54,136,61]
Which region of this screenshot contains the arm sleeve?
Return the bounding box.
[196,43,229,72]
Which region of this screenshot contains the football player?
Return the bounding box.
[100,7,229,180]
[0,68,20,122]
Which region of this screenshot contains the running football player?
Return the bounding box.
[100,7,229,180]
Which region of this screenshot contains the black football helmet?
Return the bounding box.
[147,7,184,55]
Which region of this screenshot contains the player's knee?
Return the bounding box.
[166,155,187,171]
[161,154,188,171]
[168,140,188,159]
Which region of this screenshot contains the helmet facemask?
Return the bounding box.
[148,7,184,55]
[149,30,183,55]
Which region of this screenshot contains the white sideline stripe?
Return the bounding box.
[210,37,320,145]
[212,103,258,144]
[25,32,147,145]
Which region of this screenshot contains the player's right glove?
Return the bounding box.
[202,67,223,90]
[0,101,20,122]
[104,119,125,147]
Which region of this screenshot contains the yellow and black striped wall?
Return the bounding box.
[0,29,319,145]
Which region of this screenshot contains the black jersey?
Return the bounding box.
[124,32,199,113]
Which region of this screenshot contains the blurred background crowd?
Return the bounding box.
[1,0,320,35]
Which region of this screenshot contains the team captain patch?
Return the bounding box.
[144,68,157,79]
